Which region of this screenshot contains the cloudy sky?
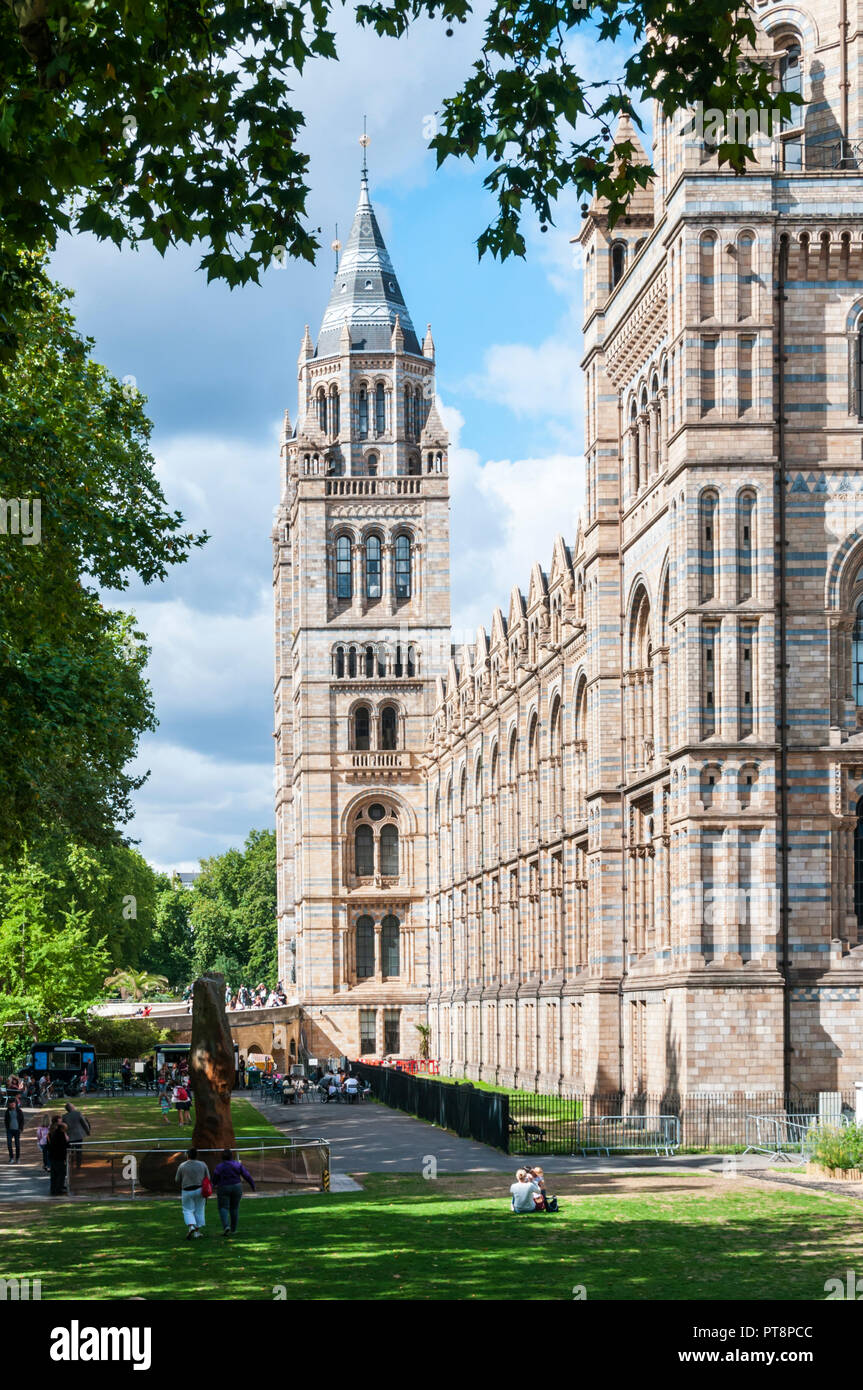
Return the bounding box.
[51,13,638,871]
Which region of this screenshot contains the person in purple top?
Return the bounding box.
[212,1148,256,1236]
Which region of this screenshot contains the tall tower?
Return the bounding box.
[273,170,452,1062]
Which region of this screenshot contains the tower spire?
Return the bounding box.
[360,116,370,183]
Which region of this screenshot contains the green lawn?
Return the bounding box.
[2,1172,861,1300]
[41,1094,280,1145]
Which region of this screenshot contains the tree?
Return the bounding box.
[0,272,207,854]
[0,1,796,353]
[190,829,278,987]
[103,968,169,1000]
[0,855,111,1040]
[1,830,160,970]
[136,875,195,989]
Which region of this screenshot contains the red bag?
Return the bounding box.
[201,1175,213,1199]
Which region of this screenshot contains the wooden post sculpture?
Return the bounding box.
[190,971,236,1153]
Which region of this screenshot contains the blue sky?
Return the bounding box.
[49,14,638,870]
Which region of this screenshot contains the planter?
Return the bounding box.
[806,1163,863,1182]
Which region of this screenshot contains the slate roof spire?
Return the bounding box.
[315,174,421,358]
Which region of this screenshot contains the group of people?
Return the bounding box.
[4,1096,92,1195]
[509,1165,558,1214]
[156,1059,193,1124]
[224,982,288,1012]
[175,1146,256,1239]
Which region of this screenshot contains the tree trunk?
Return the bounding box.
[190,971,236,1155]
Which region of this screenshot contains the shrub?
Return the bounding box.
[810,1122,863,1172]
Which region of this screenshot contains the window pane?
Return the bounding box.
[359,1007,376,1052]
[355,827,374,876]
[380,824,399,876]
[336,536,352,599]
[381,915,400,975]
[366,537,381,598]
[381,708,397,750]
[356,919,375,977]
[358,390,368,437]
[354,708,370,750]
[375,383,385,434]
[395,534,411,600]
[383,1008,400,1054]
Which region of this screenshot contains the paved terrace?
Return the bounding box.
[247,1095,779,1177]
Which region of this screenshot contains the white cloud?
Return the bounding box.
[127,741,273,870]
[465,337,584,425]
[443,404,584,639]
[117,594,273,719]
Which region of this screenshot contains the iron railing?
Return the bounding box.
[507,1091,857,1155]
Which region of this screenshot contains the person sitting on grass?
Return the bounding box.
[510,1167,543,1214]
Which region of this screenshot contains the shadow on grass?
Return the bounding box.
[1,1181,861,1301]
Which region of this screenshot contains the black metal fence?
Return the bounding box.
[508,1091,858,1155]
[352,1061,510,1151]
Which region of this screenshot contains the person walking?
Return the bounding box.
[212,1149,256,1236]
[46,1116,69,1195]
[175,1148,209,1239]
[36,1118,50,1171]
[120,1058,132,1091]
[4,1097,25,1163]
[63,1101,91,1169]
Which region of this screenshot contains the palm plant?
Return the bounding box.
[103,969,170,1001]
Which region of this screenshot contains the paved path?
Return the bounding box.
[249,1096,776,1177]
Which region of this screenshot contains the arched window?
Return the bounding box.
[354,706,371,750]
[335,646,345,679]
[854,799,863,933]
[348,645,357,679]
[364,645,375,679]
[737,490,756,601]
[355,827,374,877]
[777,38,803,169]
[358,387,369,437]
[527,714,539,840]
[700,490,719,602]
[336,535,352,600]
[365,535,382,599]
[737,233,754,319]
[375,382,386,435]
[611,241,626,287]
[406,644,416,678]
[365,452,378,477]
[356,915,375,976]
[380,825,399,877]
[381,706,398,750]
[700,233,717,319]
[853,599,863,707]
[381,914,400,974]
[317,391,327,433]
[394,534,411,600]
[407,455,420,475]
[404,386,413,440]
[329,388,340,435]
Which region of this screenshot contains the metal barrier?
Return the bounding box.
[743,1114,825,1163]
[66,1137,330,1197]
[570,1115,681,1158]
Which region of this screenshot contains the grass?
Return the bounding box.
[35,1095,281,1145]
[1,1171,861,1301]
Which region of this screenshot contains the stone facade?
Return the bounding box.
[276,1,863,1093]
[272,172,451,1062]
